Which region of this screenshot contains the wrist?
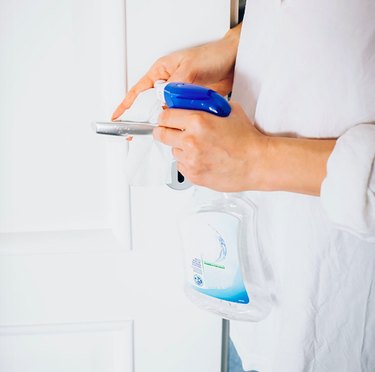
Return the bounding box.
[256,136,285,192]
[222,23,242,60]
[242,134,273,192]
[254,135,336,196]
[224,23,242,45]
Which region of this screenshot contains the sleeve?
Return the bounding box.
[320,123,375,242]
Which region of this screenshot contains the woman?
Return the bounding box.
[113,1,375,371]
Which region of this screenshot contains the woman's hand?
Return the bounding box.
[111,24,242,120]
[154,102,268,192]
[154,101,336,196]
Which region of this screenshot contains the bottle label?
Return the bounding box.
[180,211,250,304]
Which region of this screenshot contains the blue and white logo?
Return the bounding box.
[194,274,203,287]
[208,224,227,262]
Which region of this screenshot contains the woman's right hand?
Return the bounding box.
[111,23,242,120]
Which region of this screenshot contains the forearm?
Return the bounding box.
[221,24,334,197]
[256,136,336,196]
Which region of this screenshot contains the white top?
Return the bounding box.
[230,1,375,371]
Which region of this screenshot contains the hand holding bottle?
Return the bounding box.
[154,101,269,192]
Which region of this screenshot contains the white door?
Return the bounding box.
[0,0,231,371]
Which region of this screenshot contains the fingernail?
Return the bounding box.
[111,111,119,120]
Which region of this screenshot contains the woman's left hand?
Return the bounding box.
[153,102,268,192]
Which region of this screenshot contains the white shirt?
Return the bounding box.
[230,1,375,371]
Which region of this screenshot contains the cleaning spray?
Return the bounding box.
[155,82,275,321]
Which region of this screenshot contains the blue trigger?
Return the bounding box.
[163,82,231,117]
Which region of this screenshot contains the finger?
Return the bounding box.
[112,61,174,120]
[111,75,155,120]
[158,108,198,131]
[153,126,184,148]
[206,80,232,97]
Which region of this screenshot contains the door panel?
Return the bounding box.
[0,0,133,369]
[0,321,132,372]
[0,0,231,370]
[0,0,120,233]
[126,1,230,371]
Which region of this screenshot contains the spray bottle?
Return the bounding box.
[155,82,274,321]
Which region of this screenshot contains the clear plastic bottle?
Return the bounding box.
[179,187,274,321]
